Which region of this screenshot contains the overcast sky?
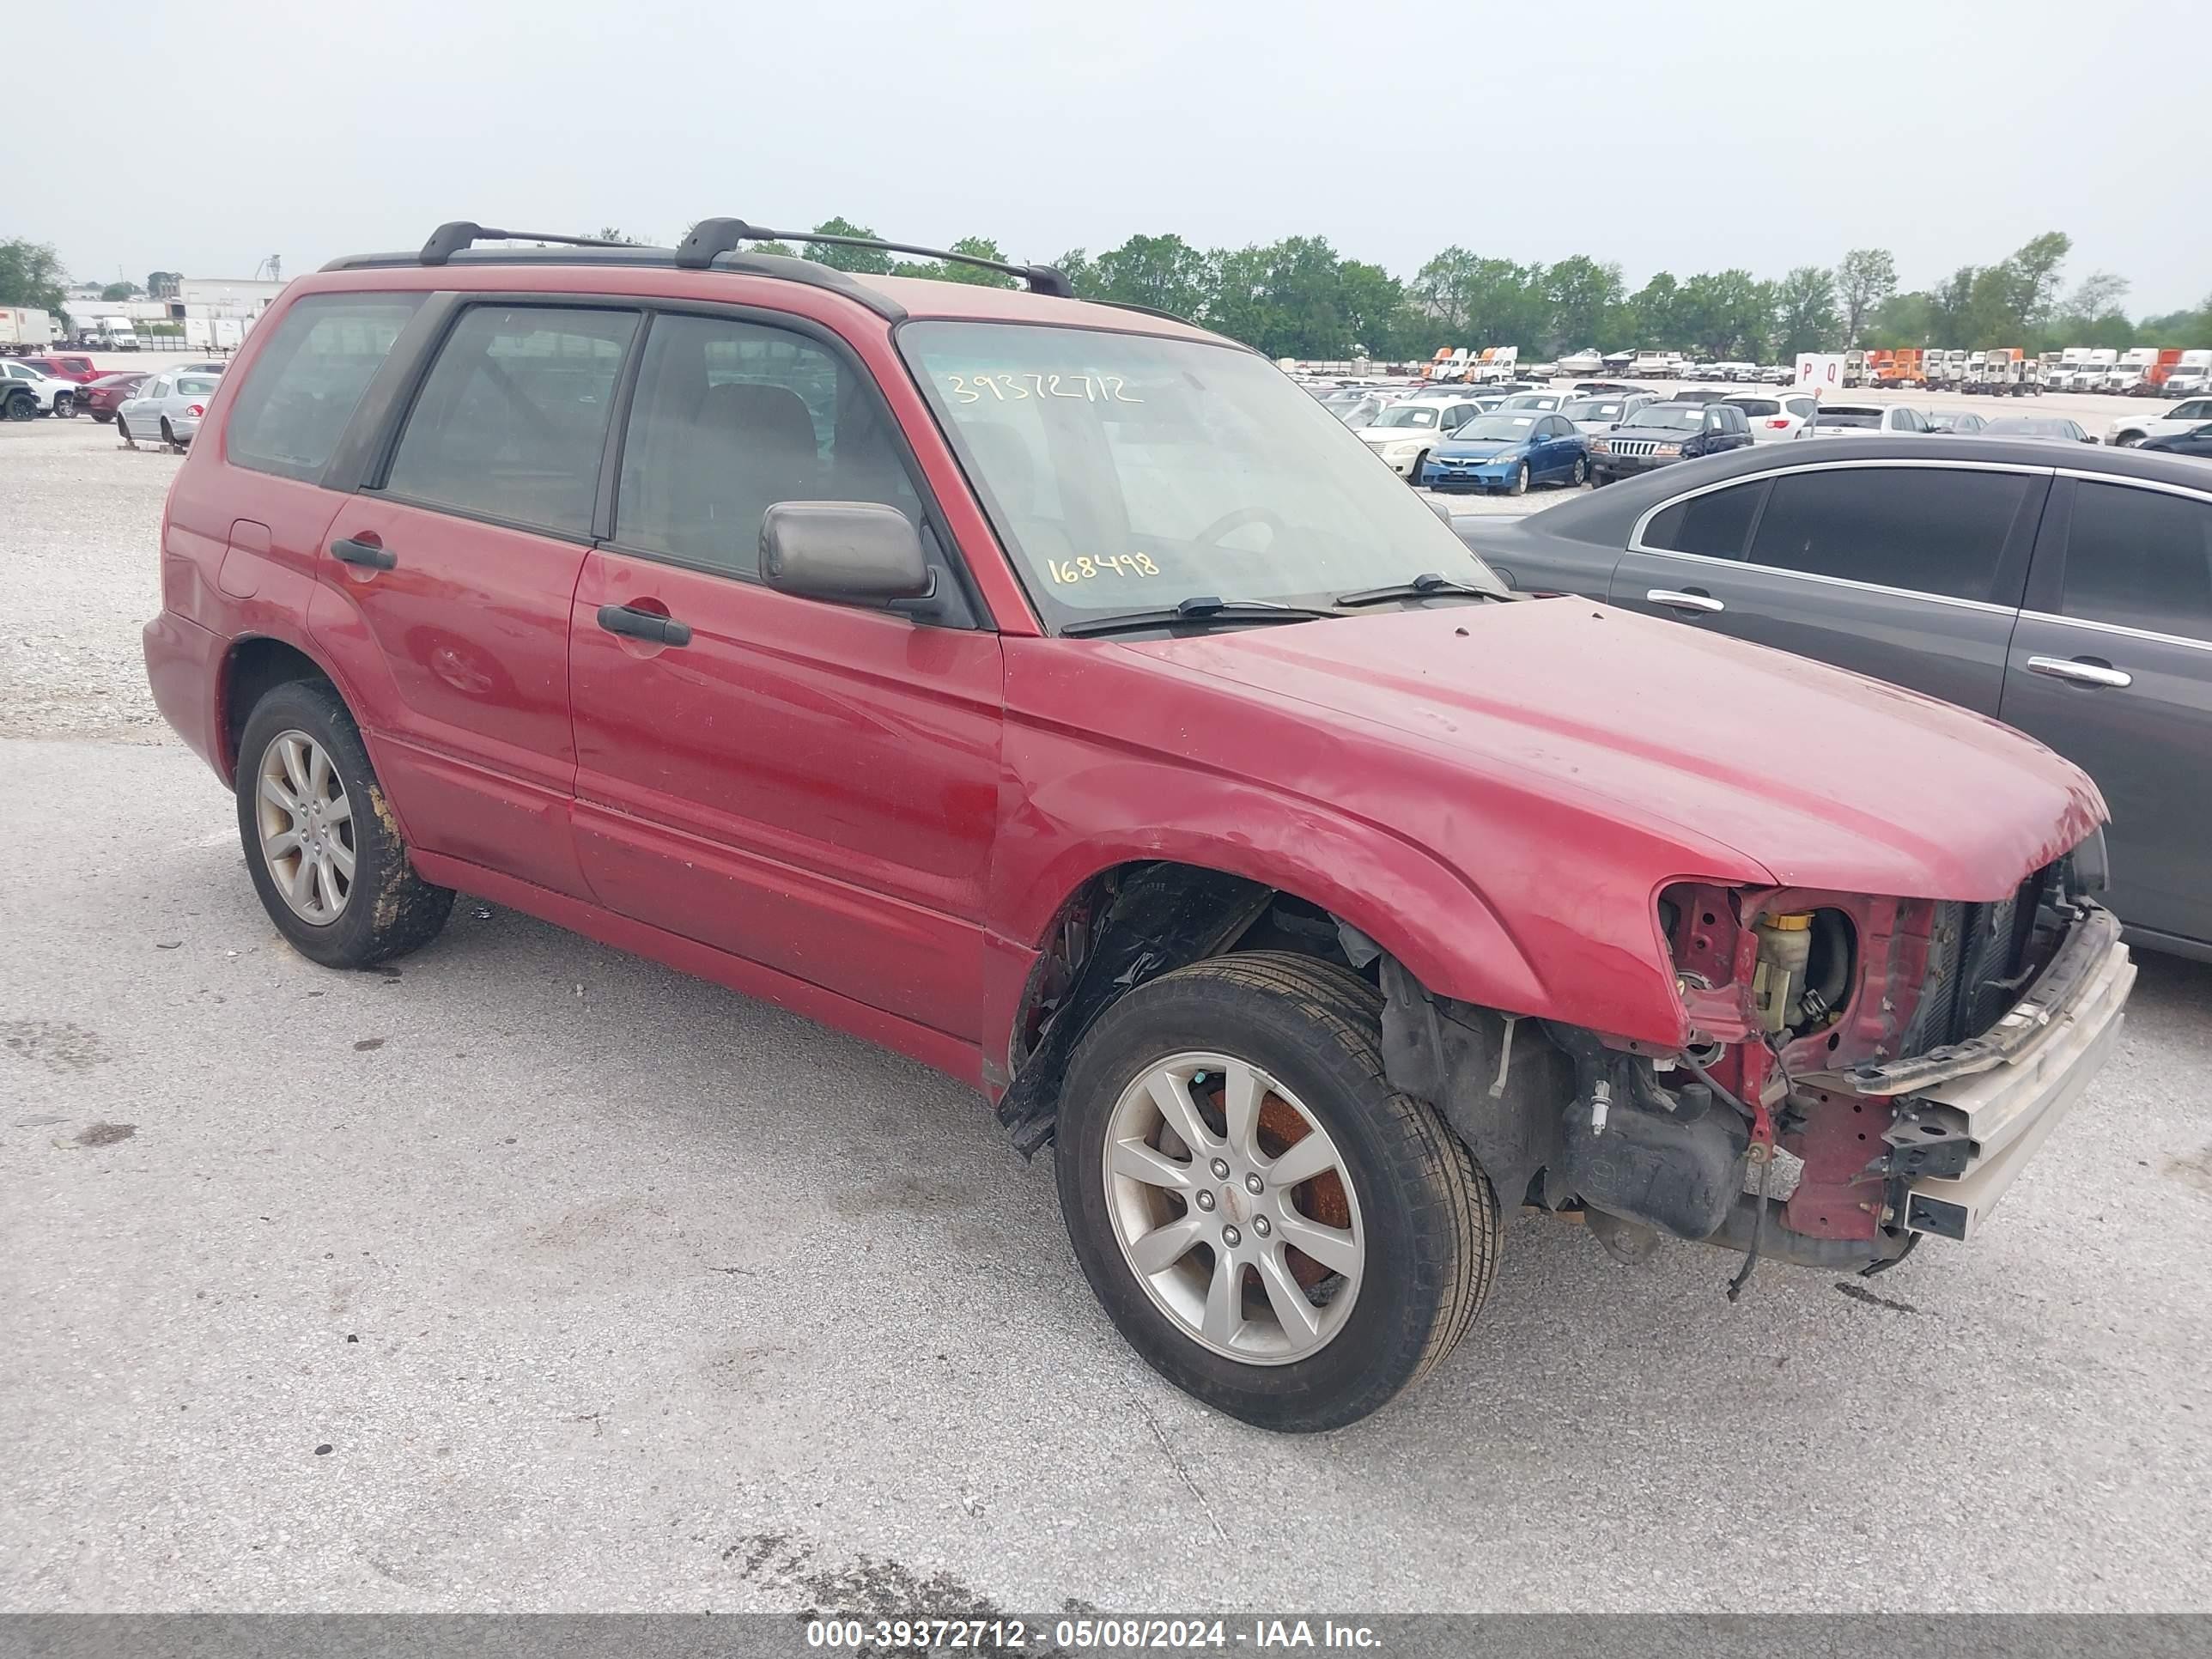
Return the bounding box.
[27,0,2210,313]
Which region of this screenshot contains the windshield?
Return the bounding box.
[177,375,220,396]
[1373,404,1443,428]
[1500,393,1558,409]
[901,322,1506,627]
[1621,405,1703,430]
[1452,415,1539,441]
[1561,399,1622,421]
[1985,418,2069,436]
[1336,399,1382,428]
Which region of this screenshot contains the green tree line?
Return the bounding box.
[791,220,2211,363]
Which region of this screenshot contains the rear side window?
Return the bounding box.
[1644,481,1765,560]
[226,294,423,482]
[2061,482,2212,641]
[383,306,638,538]
[1748,465,2030,603]
[614,312,923,579]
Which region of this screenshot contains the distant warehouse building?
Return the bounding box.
[64,274,289,349]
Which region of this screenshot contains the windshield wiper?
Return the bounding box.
[1334,573,1500,609]
[1060,595,1340,638]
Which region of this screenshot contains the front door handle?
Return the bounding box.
[330,537,396,570]
[2027,655,2130,689]
[1647,588,1725,614]
[596,605,692,648]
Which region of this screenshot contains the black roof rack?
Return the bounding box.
[322,217,1079,316]
[417,222,634,264]
[676,217,1073,296]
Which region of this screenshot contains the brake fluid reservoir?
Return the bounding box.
[1753,912,1814,1033]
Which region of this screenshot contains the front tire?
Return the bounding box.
[1054,952,1500,1432]
[1506,462,1529,497]
[54,392,74,418]
[2116,433,2142,447]
[236,679,455,969]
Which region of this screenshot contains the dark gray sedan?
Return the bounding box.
[1456,435,2212,960]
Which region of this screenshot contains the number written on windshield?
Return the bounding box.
[944,373,1143,404]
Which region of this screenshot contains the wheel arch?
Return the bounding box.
[219,634,349,784]
[989,841,1546,1156]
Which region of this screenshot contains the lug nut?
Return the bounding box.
[1211,1158,1231,1180]
[1253,1215,1271,1237]
[1194,1190,1216,1212]
[1244,1173,1264,1194]
[1221,1225,1242,1249]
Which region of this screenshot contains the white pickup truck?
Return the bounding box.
[2106,396,2212,447]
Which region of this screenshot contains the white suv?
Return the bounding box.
[1801,402,1932,438]
[1721,389,1820,442]
[0,361,76,417]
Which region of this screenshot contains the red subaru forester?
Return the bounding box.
[143,220,2133,1429]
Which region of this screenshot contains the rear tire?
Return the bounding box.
[236,679,455,970]
[3,392,32,422]
[1569,455,1589,487]
[90,409,113,423]
[1053,951,1501,1432]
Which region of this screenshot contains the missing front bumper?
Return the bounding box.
[1817,905,2135,1242]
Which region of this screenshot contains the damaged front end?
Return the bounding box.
[1379,843,2135,1281]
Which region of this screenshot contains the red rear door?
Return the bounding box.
[307,301,643,898]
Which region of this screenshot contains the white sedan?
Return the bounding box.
[116,371,222,450]
[1356,397,1486,477]
[2107,397,2212,447]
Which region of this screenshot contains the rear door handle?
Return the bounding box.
[1647,588,1725,614]
[2027,655,2130,689]
[596,605,692,648]
[330,537,396,570]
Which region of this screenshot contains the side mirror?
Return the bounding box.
[761,502,933,605]
[2081,434,2100,444]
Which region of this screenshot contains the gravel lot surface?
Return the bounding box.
[3,394,2209,1615]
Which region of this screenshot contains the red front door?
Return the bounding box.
[568,550,1004,1041]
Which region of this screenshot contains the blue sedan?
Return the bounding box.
[1419,411,1589,495]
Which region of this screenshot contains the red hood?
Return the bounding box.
[1122,598,2104,902]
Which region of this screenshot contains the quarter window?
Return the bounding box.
[2061,482,2212,641]
[613,312,923,579]
[1747,465,2029,603]
[383,306,638,537]
[1644,481,1765,560]
[226,294,424,482]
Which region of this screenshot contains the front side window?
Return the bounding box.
[225,293,424,481]
[2061,482,2212,641]
[614,312,922,579]
[383,306,637,537]
[901,320,1504,625]
[1748,466,2029,603]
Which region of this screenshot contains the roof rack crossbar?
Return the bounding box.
[678,217,1073,297]
[419,222,636,266]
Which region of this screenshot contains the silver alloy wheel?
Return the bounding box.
[1102,1051,1364,1365]
[255,729,356,925]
